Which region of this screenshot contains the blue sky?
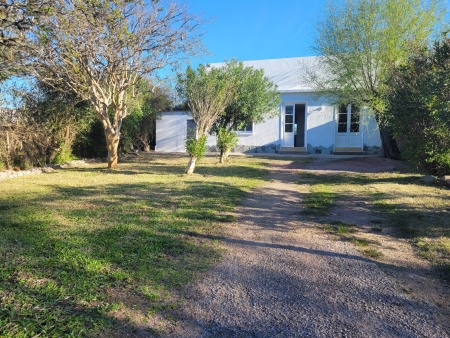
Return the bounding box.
[187,0,329,66]
[186,0,450,67]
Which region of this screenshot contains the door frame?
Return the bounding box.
[282,102,307,147]
[334,104,363,148]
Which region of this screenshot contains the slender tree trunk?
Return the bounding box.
[143,144,150,152]
[219,148,231,164]
[379,124,401,160]
[185,156,197,174]
[6,131,11,170]
[105,131,120,168]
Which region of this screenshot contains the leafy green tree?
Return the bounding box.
[27,0,204,168]
[310,0,444,159]
[177,64,235,174]
[211,60,280,163]
[385,38,450,176]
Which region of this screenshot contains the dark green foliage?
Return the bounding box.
[211,60,280,134]
[385,38,450,176]
[73,120,107,159]
[119,85,172,152]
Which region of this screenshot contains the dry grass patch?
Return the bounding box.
[297,169,450,279]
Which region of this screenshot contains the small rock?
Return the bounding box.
[419,175,436,184]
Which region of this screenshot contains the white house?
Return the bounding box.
[155,57,382,155]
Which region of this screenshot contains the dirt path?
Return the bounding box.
[167,159,449,338]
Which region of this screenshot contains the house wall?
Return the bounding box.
[361,110,382,154]
[280,92,336,153]
[156,111,280,154]
[205,115,280,153]
[155,112,191,152]
[155,98,382,154]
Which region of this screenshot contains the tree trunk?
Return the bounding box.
[219,148,231,164]
[379,124,401,160]
[143,144,150,152]
[185,156,197,174]
[105,131,120,168]
[6,131,11,170]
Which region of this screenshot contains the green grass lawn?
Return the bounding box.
[2,154,449,337]
[0,154,267,337]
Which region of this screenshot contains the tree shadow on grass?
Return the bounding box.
[0,178,249,336]
[63,162,267,181]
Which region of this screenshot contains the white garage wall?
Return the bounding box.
[155,112,191,152]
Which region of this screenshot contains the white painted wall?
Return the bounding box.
[155,97,381,153]
[280,92,336,149]
[204,115,280,148]
[155,111,191,152]
[361,110,382,148]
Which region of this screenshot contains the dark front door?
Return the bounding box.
[294,104,305,147]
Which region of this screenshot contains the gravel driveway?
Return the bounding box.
[167,158,449,338]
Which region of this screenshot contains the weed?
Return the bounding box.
[360,248,383,259]
[301,185,336,215]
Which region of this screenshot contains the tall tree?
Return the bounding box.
[310,0,444,158]
[211,60,280,163]
[177,64,235,174]
[27,0,203,168]
[385,38,450,176]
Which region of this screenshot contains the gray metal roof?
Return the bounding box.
[211,56,325,93]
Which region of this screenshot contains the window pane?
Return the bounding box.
[350,123,359,132]
[236,123,253,132]
[338,123,347,133]
[285,124,293,133]
[285,106,293,115]
[339,104,347,115]
[285,115,293,123]
[350,106,359,132]
[338,113,347,123]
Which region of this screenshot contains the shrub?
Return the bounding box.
[216,128,238,164]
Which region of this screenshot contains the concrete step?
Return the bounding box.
[333,147,366,155]
[278,147,308,154]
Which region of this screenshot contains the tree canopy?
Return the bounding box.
[25,0,204,168]
[211,60,279,133]
[385,38,450,176]
[310,0,444,158]
[0,0,51,80]
[177,63,236,174]
[211,60,280,163]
